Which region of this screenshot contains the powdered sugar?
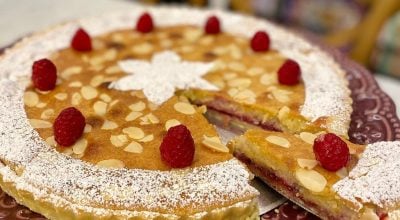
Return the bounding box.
[333,141,400,210]
[110,51,218,105]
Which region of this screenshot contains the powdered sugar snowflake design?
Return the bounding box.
[109,51,218,105]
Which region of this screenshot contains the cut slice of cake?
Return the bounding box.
[230,129,400,219]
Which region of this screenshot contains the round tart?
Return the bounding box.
[0,5,354,220]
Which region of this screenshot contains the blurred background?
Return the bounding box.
[0,0,399,114]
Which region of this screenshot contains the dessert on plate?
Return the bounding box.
[230,129,400,219]
[0,4,399,220]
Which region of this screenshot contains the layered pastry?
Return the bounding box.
[230,129,400,219]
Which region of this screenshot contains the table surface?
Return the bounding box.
[0,0,399,117]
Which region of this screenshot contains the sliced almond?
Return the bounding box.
[122,127,145,139]
[24,91,39,107]
[99,94,112,103]
[174,102,196,115]
[71,92,82,105]
[299,132,317,145]
[81,86,98,100]
[29,119,51,129]
[45,136,56,147]
[41,109,55,120]
[105,65,121,74]
[36,102,47,108]
[124,141,143,154]
[229,44,242,59]
[202,135,229,153]
[260,73,277,85]
[199,36,213,45]
[198,105,207,114]
[233,89,256,104]
[336,167,348,179]
[228,62,246,72]
[295,168,327,192]
[165,119,181,130]
[184,29,202,42]
[72,138,88,155]
[55,93,68,101]
[139,134,154,143]
[247,67,264,76]
[103,49,117,61]
[101,120,118,130]
[110,134,128,147]
[266,135,290,148]
[272,90,290,103]
[129,101,146,112]
[278,106,290,121]
[97,159,125,168]
[125,111,143,121]
[160,39,173,48]
[68,81,83,87]
[146,113,159,124]
[228,78,251,88]
[297,158,318,169]
[109,99,119,108]
[90,75,104,87]
[61,66,82,79]
[132,43,153,54]
[93,101,108,116]
[77,124,88,133]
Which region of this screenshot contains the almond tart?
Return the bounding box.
[0,5,357,220]
[0,7,272,220]
[230,129,400,220]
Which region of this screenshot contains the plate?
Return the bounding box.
[0,33,399,219]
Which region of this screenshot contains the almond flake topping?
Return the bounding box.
[266,135,290,148]
[24,91,39,107]
[165,119,181,130]
[174,102,196,115]
[202,135,229,153]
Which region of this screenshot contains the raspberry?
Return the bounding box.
[136,12,154,33]
[205,15,220,34]
[313,133,350,171]
[71,28,92,52]
[160,124,195,168]
[31,59,57,91]
[250,31,270,52]
[278,59,301,85]
[53,107,86,147]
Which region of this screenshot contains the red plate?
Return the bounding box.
[0,34,399,219]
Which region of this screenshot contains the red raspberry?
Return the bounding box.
[313,133,350,171]
[278,59,301,85]
[250,31,270,52]
[53,107,86,147]
[160,124,195,168]
[205,15,220,34]
[71,28,92,52]
[136,12,154,33]
[31,59,57,91]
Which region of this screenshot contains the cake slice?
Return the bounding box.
[230,129,400,219]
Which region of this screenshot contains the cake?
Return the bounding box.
[0,4,395,220]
